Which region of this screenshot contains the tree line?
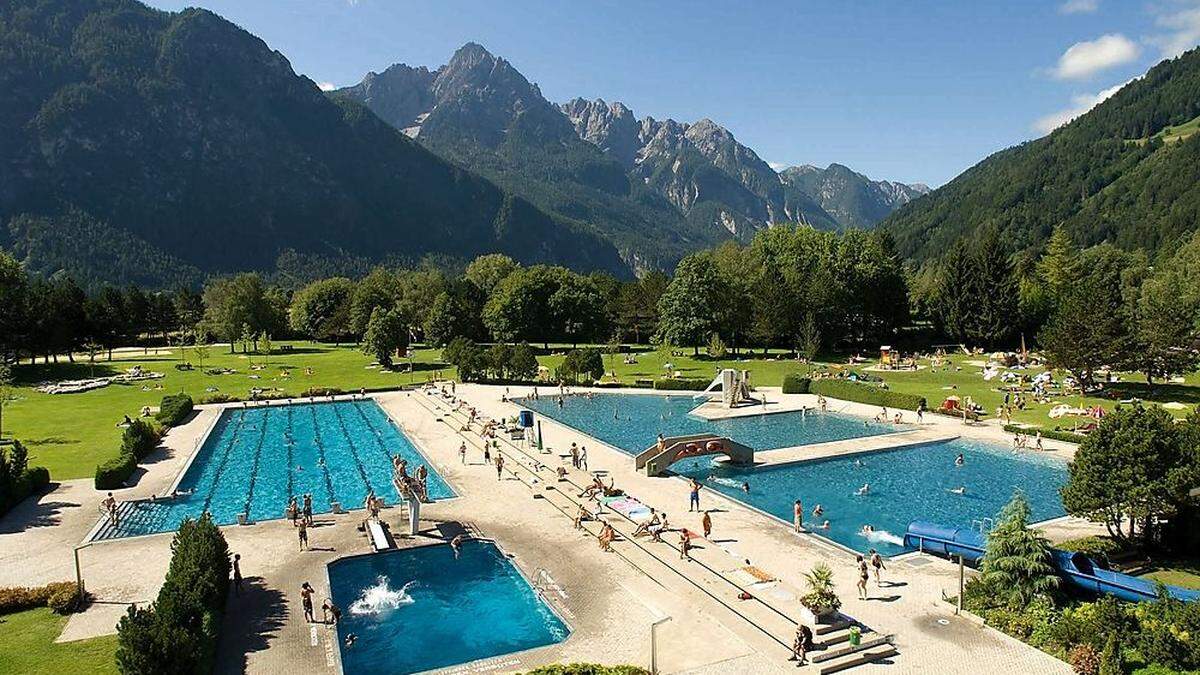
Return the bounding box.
[2,221,1198,382]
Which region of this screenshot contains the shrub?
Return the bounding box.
[1003,424,1084,444]
[116,513,230,674]
[199,393,240,404]
[781,373,811,394]
[509,343,539,381]
[122,420,160,461]
[47,584,87,614]
[95,451,137,490]
[524,665,649,675]
[302,387,344,397]
[653,378,712,391]
[0,581,78,615]
[809,379,925,410]
[1,440,50,515]
[1055,536,1122,559]
[1069,643,1101,675]
[561,349,604,384]
[155,393,194,427]
[23,465,50,491]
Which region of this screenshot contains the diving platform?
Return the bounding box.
[636,433,754,476]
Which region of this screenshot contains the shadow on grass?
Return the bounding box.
[13,362,122,384]
[1106,382,1200,406]
[216,576,288,673]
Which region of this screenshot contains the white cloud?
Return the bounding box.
[1060,0,1099,15]
[1053,34,1140,79]
[1033,80,1128,134]
[317,82,337,91]
[1149,2,1200,59]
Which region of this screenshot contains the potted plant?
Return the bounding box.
[800,563,842,623]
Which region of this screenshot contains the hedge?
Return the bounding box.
[122,420,160,461]
[653,378,713,391]
[1002,424,1084,444]
[116,514,230,674]
[95,451,137,490]
[155,393,194,427]
[0,581,84,616]
[809,379,925,410]
[525,666,649,675]
[1,441,49,516]
[1055,536,1123,559]
[781,373,811,394]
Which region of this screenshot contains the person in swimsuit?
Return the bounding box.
[793,500,804,532]
[856,555,869,599]
[300,582,315,622]
[869,548,886,586]
[688,478,702,512]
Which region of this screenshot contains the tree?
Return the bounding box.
[259,333,273,370]
[981,492,1059,608]
[561,348,603,384]
[443,337,487,382]
[486,343,513,379]
[1098,634,1123,675]
[361,308,408,368]
[172,288,204,332]
[1036,226,1082,304]
[0,362,13,439]
[288,277,355,344]
[1039,275,1128,389]
[202,274,280,353]
[964,227,1017,346]
[657,253,727,355]
[1134,270,1199,383]
[1061,404,1196,545]
[86,286,127,360]
[549,274,608,346]
[192,333,210,372]
[423,281,486,347]
[483,266,560,347]
[464,253,519,297]
[348,267,398,337]
[0,250,28,363]
[508,343,538,381]
[798,313,821,362]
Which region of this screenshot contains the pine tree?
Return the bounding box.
[1036,226,1082,302]
[982,492,1059,608]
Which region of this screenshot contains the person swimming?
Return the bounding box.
[812,504,824,518]
[741,481,751,494]
[817,520,831,530]
[955,453,965,467]
[855,483,870,496]
[950,486,966,495]
[860,524,874,534]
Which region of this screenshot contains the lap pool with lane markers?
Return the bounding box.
[93,400,452,540]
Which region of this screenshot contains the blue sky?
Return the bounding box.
[144,0,1200,187]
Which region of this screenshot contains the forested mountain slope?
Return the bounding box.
[883,47,1200,261]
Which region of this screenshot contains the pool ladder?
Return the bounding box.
[970,517,994,533]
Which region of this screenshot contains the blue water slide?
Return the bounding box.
[905,521,1200,603]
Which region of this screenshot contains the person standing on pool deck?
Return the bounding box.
[300,582,315,622]
[570,443,579,469]
[870,549,886,586]
[232,553,243,596]
[286,496,299,525]
[702,510,712,539]
[495,453,505,480]
[298,520,309,551]
[483,443,491,464]
[794,500,804,532]
[302,493,313,526]
[688,478,702,512]
[579,446,588,471]
[459,442,467,464]
[856,555,869,599]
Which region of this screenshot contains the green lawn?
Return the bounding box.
[1142,563,1200,590]
[0,608,118,675]
[5,341,1198,482]
[3,342,450,480]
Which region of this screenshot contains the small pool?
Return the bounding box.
[671,438,1068,555]
[518,392,899,455]
[95,400,452,539]
[329,540,569,674]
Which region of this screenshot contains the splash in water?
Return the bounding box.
[348,576,416,615]
[858,529,904,547]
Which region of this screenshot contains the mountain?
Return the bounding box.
[337,44,723,272]
[339,46,925,270]
[560,98,841,235]
[0,1,628,287]
[779,164,929,231]
[883,47,1200,262]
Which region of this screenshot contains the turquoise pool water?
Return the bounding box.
[672,438,1068,555]
[329,540,569,674]
[96,400,452,539]
[517,392,899,455]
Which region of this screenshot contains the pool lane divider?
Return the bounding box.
[285,406,295,500]
[308,405,337,506]
[201,408,249,515]
[330,402,375,496]
[350,400,404,469]
[241,406,271,519]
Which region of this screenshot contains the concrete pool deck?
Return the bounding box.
[0,385,1092,673]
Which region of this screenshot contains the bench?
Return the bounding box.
[367,519,391,551]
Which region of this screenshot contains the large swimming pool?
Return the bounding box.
[518,392,899,455]
[672,438,1068,555]
[95,400,452,539]
[329,540,569,674]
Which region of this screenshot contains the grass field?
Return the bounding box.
[4,342,1198,482]
[0,608,119,675]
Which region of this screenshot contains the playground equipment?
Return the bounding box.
[694,369,756,408]
[904,521,1200,602]
[636,433,754,476]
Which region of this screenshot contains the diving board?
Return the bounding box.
[367,519,392,551]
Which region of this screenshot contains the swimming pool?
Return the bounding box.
[518,392,899,456]
[94,400,452,539]
[328,540,569,674]
[671,438,1068,555]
